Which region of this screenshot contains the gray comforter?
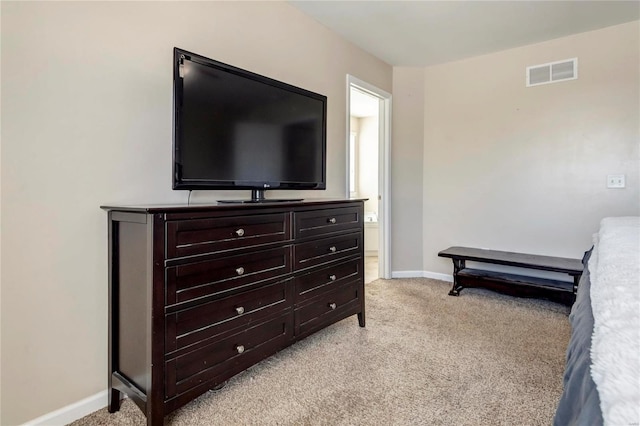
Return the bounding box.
[553,250,603,426]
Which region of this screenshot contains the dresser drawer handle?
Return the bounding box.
[235,228,245,237]
[235,306,245,315]
[328,302,337,310]
[236,267,245,276]
[328,217,337,224]
[329,246,337,253]
[236,345,245,354]
[328,274,337,281]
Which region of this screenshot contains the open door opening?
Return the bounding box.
[347,75,391,282]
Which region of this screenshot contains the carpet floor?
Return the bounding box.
[72,278,571,426]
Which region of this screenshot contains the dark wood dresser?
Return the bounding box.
[101,199,365,425]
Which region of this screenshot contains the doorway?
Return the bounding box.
[346,75,391,282]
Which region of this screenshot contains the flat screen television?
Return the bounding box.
[172,47,327,202]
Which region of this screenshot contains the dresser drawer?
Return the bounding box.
[294,232,362,271]
[294,257,362,304]
[294,206,362,239]
[166,213,290,258]
[165,312,292,398]
[166,279,292,354]
[295,281,361,336]
[166,246,291,306]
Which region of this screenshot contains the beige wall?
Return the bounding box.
[391,67,425,272]
[0,2,392,424]
[422,21,640,276]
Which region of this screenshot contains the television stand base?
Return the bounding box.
[217,188,303,204]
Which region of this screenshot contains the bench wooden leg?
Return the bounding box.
[572,274,580,294]
[448,259,465,296]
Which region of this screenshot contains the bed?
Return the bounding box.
[554,217,640,425]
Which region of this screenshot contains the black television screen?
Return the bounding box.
[173,48,327,201]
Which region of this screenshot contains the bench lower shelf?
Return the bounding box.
[456,268,575,305]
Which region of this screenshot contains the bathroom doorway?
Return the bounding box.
[346,76,391,283]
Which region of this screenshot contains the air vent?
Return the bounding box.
[526,58,577,87]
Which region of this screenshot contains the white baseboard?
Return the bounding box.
[391,270,453,283]
[22,390,110,426]
[391,270,424,278]
[422,271,453,282]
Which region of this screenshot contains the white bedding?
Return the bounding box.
[589,216,640,425]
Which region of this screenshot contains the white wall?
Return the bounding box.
[422,21,640,276]
[0,2,392,424]
[357,116,379,216]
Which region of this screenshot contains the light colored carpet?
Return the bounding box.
[71,278,570,426]
[364,256,379,284]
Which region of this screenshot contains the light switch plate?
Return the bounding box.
[607,174,626,189]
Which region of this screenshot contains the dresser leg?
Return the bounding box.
[108,388,121,413]
[147,407,164,426]
[357,311,365,327]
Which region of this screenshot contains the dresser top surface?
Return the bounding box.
[101,198,366,213]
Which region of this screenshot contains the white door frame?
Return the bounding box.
[346,75,392,279]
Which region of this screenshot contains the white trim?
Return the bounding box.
[348,130,358,197]
[345,82,353,198]
[422,270,454,283]
[391,270,426,278]
[346,74,392,280]
[380,95,392,280]
[391,270,454,283]
[22,390,113,426]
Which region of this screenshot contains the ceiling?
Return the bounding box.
[289,1,640,67]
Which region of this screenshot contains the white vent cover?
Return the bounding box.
[526,58,577,87]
